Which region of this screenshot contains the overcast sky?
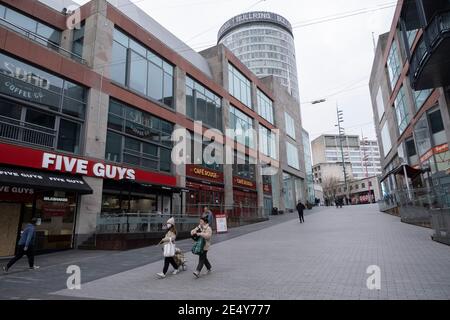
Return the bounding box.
[74,0,396,141]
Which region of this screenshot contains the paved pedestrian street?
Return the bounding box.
[2,205,450,300]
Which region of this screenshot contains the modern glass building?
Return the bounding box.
[218,12,300,101]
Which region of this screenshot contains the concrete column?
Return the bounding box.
[75,0,113,246]
[60,29,73,59]
[255,164,264,216]
[175,67,186,115]
[82,0,112,72]
[75,177,103,246]
[223,100,234,209]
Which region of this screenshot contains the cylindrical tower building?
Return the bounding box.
[218,12,299,101]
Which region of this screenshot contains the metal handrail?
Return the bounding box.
[0,115,56,148]
[0,17,87,65]
[410,9,450,81]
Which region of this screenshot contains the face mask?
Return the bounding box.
[36,219,41,226]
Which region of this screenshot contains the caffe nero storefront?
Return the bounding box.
[0,51,93,257]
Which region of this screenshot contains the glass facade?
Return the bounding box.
[189,133,223,172]
[233,151,256,181]
[387,40,402,89]
[105,99,174,173]
[285,112,296,139]
[111,28,174,108]
[394,86,410,135]
[220,23,299,101]
[376,87,385,121]
[302,129,315,204]
[0,4,61,50]
[186,76,222,130]
[228,63,252,108]
[257,89,274,124]
[229,105,255,148]
[381,123,392,158]
[413,89,432,111]
[0,53,86,153]
[259,125,277,159]
[286,141,300,170]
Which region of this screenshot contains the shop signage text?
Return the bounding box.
[2,61,51,89]
[42,153,136,180]
[0,143,177,187]
[233,177,256,189]
[187,165,223,183]
[193,167,219,179]
[0,185,34,194]
[420,144,449,163]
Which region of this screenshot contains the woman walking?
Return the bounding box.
[191,216,213,278]
[156,217,179,279]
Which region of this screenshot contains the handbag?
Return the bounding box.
[163,238,175,257]
[191,236,205,255]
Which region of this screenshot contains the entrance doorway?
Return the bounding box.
[0,203,21,257]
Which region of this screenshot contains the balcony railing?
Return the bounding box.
[0,17,87,65]
[0,115,56,149]
[379,186,450,244]
[409,9,450,88]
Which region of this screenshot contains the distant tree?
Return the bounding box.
[322,177,340,205]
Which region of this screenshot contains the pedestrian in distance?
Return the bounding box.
[191,216,212,278]
[3,218,40,273]
[156,217,179,279]
[296,201,305,223]
[203,206,214,231]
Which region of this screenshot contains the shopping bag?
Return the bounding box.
[191,237,205,255]
[163,239,175,257]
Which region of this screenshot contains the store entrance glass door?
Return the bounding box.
[0,203,21,257]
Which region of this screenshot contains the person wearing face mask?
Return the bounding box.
[156,217,179,279]
[3,218,40,273]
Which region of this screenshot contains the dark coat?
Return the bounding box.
[296,203,305,213]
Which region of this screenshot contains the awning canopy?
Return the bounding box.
[0,167,93,194]
[380,164,424,183]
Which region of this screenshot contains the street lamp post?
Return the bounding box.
[336,105,348,204]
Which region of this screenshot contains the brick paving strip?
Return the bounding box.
[46,204,450,300]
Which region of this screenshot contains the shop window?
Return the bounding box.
[428,109,446,146]
[106,99,174,173]
[228,63,252,108]
[111,41,128,85]
[105,131,122,162]
[111,28,174,109]
[57,119,81,153]
[25,109,55,129]
[1,4,61,49]
[257,89,274,124]
[129,51,148,95]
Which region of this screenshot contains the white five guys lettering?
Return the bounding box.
[42,153,135,180]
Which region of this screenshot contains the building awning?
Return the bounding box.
[380,164,424,183]
[0,167,93,194]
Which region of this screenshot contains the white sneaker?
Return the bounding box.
[29,266,40,270]
[156,272,166,279]
[193,271,200,278]
[172,269,179,275]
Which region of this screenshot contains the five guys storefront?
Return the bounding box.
[0,142,177,257]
